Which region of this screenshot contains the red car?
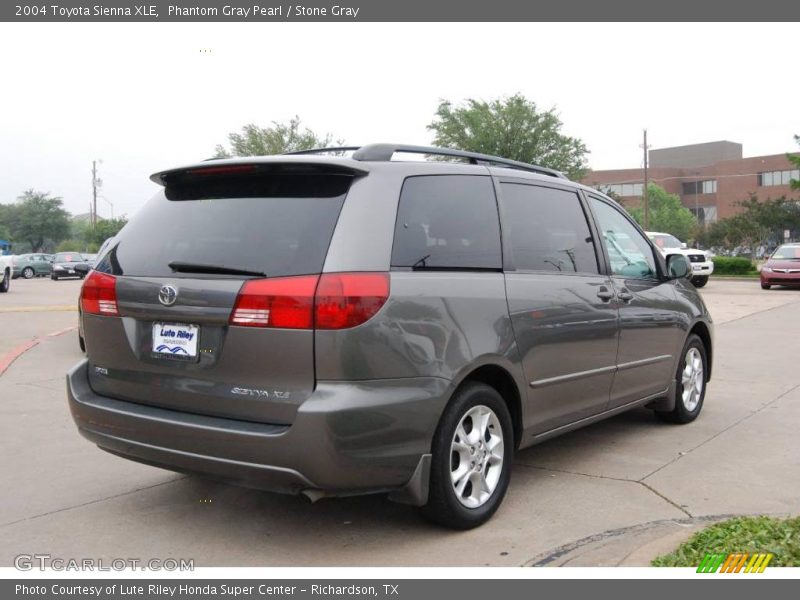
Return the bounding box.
[761,243,800,289]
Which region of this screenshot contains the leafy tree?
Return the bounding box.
[427,94,589,179]
[628,183,698,241]
[789,135,800,190]
[699,195,800,253]
[84,217,128,247]
[0,204,12,242]
[6,190,71,252]
[214,116,343,158]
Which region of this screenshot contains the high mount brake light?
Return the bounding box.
[81,271,119,316]
[230,273,390,330]
[185,165,257,177]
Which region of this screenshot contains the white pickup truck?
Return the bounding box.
[646,231,714,288]
[0,254,12,293]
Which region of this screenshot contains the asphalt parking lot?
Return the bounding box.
[1,277,798,566]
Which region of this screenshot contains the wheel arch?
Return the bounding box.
[689,320,713,381]
[453,363,523,449]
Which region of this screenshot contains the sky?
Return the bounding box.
[0,22,797,219]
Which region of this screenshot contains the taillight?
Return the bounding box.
[230,275,318,328]
[230,273,390,330]
[315,273,390,330]
[81,271,119,316]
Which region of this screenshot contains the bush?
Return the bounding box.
[712,256,756,275]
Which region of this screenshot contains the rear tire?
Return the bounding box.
[79,334,86,353]
[0,269,9,293]
[656,334,707,424]
[761,283,771,290]
[22,267,35,279]
[421,382,513,529]
[692,276,708,288]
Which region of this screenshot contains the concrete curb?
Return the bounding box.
[525,515,738,567]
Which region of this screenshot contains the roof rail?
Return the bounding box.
[284,146,362,156]
[283,144,568,180]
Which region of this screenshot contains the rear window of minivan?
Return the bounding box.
[98,172,352,278]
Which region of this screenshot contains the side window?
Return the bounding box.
[391,175,502,270]
[589,197,657,279]
[501,183,599,274]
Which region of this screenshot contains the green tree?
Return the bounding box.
[6,190,71,252]
[628,183,698,241]
[789,135,800,190]
[83,217,128,247]
[427,94,589,179]
[214,116,343,158]
[0,204,12,242]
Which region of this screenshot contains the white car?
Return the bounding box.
[646,232,714,288]
[0,254,12,292]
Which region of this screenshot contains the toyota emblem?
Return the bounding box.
[158,284,178,306]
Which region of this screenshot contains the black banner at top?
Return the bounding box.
[3,0,800,22]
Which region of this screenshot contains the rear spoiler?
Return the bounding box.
[150,156,370,187]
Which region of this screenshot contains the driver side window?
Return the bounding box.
[589,197,657,279]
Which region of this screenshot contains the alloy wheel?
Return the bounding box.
[450,404,504,508]
[681,347,704,411]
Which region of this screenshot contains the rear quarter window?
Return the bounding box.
[391,175,502,270]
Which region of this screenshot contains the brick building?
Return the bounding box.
[582,141,799,224]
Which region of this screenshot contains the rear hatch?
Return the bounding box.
[82,162,359,425]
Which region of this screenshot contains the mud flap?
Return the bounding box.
[387,454,431,506]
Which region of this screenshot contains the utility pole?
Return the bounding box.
[91,160,103,227]
[642,129,649,229]
[92,160,98,228]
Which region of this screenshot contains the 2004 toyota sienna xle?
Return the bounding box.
[67,144,713,529]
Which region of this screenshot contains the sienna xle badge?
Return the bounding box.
[68,144,713,529]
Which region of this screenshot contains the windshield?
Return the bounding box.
[771,245,800,260]
[648,234,682,249]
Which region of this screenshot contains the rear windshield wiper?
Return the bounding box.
[167,261,266,277]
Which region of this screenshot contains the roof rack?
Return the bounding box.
[284,144,568,180]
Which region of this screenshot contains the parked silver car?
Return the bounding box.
[68,144,713,528]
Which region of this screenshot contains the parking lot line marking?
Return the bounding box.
[47,325,79,337]
[0,338,42,376]
[0,305,77,313]
[0,325,80,377]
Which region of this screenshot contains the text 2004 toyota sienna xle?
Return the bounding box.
[68,144,713,529]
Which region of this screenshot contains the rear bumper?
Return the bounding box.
[67,359,447,501]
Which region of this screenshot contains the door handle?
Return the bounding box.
[617,289,634,303]
[597,287,614,302]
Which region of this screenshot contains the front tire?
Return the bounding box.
[761,283,771,290]
[692,276,708,288]
[0,269,9,293]
[656,334,707,424]
[51,274,58,281]
[421,382,513,529]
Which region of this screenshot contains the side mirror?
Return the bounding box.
[680,242,688,249]
[73,263,90,275]
[666,253,691,280]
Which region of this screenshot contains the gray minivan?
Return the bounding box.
[68,144,713,529]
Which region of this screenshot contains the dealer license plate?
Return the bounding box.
[152,322,199,359]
